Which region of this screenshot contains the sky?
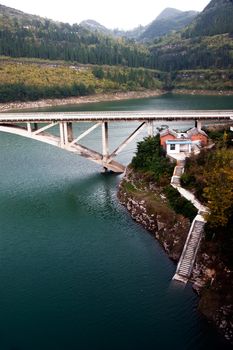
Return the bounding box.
[0,0,210,30]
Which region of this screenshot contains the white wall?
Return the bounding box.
[167,143,180,154]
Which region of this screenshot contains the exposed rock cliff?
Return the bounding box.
[193,242,233,343]
[118,168,190,261]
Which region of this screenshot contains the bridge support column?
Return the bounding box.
[63,122,68,145]
[102,121,109,172]
[59,122,69,147]
[59,122,65,148]
[67,122,73,142]
[195,120,202,131]
[27,123,32,133]
[147,121,153,137]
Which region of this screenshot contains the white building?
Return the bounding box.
[166,139,192,155]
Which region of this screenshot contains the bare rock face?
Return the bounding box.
[118,168,190,262]
[192,245,233,344]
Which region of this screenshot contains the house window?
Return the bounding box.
[170,144,176,151]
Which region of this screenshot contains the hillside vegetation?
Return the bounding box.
[150,33,233,71]
[0,58,161,102]
[173,68,233,91]
[131,136,197,220]
[0,2,233,73]
[0,0,233,103]
[140,8,198,41]
[0,4,151,68]
[181,129,233,235]
[184,0,233,38]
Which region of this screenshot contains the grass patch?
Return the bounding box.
[121,180,136,193]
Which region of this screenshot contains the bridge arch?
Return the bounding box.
[0,110,232,173]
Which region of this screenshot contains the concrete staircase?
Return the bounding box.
[170,159,209,284]
[171,161,185,186]
[173,215,206,283]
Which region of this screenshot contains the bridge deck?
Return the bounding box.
[0,110,233,123]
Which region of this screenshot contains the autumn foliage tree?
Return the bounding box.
[203,148,233,228]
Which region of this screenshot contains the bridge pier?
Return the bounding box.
[0,110,232,173]
[27,123,32,133]
[59,122,70,147]
[147,121,154,137]
[102,121,109,172]
[67,122,73,142]
[64,122,69,145]
[195,120,202,131]
[59,122,64,147]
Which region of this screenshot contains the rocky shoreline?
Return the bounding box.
[118,168,233,345]
[1,88,233,112]
[0,90,163,112]
[118,168,190,262]
[173,89,233,96]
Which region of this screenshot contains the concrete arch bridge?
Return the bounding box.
[0,110,232,173]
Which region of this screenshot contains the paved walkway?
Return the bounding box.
[170,159,209,283]
[171,162,209,215]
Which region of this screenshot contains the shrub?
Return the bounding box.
[131,135,173,185]
[165,186,197,221]
[180,172,196,188]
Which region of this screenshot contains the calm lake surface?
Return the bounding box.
[0,94,233,350]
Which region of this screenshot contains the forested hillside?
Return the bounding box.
[0,58,161,102]
[0,4,151,67]
[149,33,233,71]
[184,0,233,37]
[139,8,198,41]
[0,0,233,104]
[0,1,233,72]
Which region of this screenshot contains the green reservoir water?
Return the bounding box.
[0,94,233,349]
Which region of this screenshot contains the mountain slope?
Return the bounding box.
[0,3,150,67]
[184,0,233,37]
[80,19,112,36]
[79,8,198,41]
[155,7,183,20]
[140,8,198,41]
[0,1,232,74]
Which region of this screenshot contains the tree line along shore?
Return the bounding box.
[0,58,232,109]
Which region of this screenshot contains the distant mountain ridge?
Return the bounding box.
[79,7,199,41]
[155,8,183,20]
[139,8,199,41]
[0,3,151,67]
[0,3,52,24]
[80,19,112,36]
[0,0,232,72]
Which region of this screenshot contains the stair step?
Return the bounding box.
[180,262,190,265]
[180,264,190,269]
[179,271,190,277]
[172,161,207,284]
[179,267,190,273]
[179,268,190,272]
[185,251,194,255]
